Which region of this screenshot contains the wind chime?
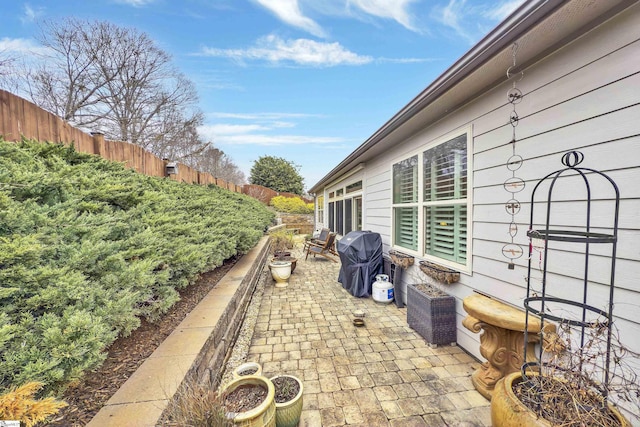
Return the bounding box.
[502,43,525,269]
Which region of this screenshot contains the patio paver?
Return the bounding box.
[246,246,491,427]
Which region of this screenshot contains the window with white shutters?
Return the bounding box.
[423,135,467,264]
[391,130,470,270]
[392,155,418,250]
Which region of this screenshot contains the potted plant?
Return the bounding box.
[222,374,276,427]
[491,151,637,426]
[492,371,631,427]
[268,260,292,288]
[490,323,637,427]
[269,375,303,427]
[407,283,456,347]
[269,228,297,273]
[232,361,263,379]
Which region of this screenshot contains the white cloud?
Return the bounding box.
[216,133,345,146]
[198,113,345,146]
[438,0,475,44]
[483,0,525,21]
[200,124,271,135]
[436,0,527,44]
[20,3,44,23]
[378,57,435,64]
[347,0,420,32]
[254,0,325,38]
[0,37,50,56]
[113,0,156,7]
[208,112,324,120]
[200,34,372,67]
[270,121,296,128]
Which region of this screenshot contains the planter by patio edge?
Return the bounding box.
[407,283,457,346]
[491,372,631,427]
[232,361,263,379]
[268,261,292,288]
[270,374,303,427]
[223,374,276,427]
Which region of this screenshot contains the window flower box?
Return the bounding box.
[407,283,457,346]
[419,260,460,284]
[389,250,414,269]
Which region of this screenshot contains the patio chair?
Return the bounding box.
[303,228,330,252]
[305,232,338,262]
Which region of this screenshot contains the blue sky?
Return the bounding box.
[1,0,523,190]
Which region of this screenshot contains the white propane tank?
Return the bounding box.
[372,274,393,304]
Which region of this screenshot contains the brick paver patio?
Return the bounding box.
[247,246,491,427]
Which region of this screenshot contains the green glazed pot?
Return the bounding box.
[270,375,303,427]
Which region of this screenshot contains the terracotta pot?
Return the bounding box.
[223,375,275,427]
[491,372,631,427]
[270,375,303,427]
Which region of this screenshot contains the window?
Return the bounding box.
[391,131,470,269]
[328,179,363,235]
[392,155,418,251]
[346,181,362,193]
[354,197,363,231]
[336,200,344,235]
[424,135,467,263]
[345,199,353,234]
[328,201,335,230]
[317,196,324,224]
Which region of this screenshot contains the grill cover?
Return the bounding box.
[337,231,383,297]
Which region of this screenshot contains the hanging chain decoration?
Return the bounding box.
[502,43,525,269]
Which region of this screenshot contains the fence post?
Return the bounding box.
[91,132,105,156]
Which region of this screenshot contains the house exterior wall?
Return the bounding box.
[320,4,640,362]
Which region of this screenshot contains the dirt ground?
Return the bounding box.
[47,256,239,426]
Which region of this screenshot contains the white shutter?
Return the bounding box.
[423,134,468,264]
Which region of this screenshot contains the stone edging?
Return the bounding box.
[87,235,271,427]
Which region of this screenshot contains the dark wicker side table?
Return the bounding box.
[407,284,457,347]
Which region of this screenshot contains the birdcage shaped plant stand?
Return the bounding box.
[521,150,620,402]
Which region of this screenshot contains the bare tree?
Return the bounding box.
[13,18,247,182]
[147,105,210,162]
[0,50,14,75]
[24,18,118,126]
[187,146,246,185]
[94,30,200,148]
[21,18,202,157]
[0,49,18,90]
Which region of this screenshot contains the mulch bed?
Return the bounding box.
[47,256,240,427]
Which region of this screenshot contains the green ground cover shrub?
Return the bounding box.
[269,195,313,214]
[0,138,274,396]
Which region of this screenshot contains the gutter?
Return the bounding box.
[309,0,565,194]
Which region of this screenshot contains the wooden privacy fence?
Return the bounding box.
[0,89,242,192]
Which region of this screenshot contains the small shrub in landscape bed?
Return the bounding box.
[0,381,67,426]
[0,138,275,396]
[269,195,313,214]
